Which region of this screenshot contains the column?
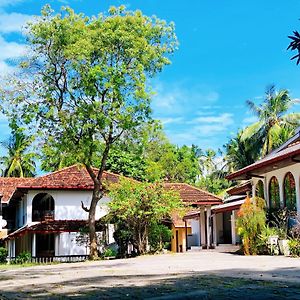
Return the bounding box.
[252,179,256,199]
[295,175,300,215]
[32,233,36,257]
[279,177,285,208]
[206,207,212,248]
[212,214,217,246]
[231,210,237,245]
[200,207,206,247]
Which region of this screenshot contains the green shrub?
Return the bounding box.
[289,239,300,257]
[13,252,31,264]
[257,226,279,255]
[0,247,8,264]
[103,248,117,258]
[236,196,266,255]
[148,223,172,252]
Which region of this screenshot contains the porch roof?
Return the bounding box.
[4,219,105,240]
[212,199,245,214]
[226,142,300,181]
[163,183,222,205]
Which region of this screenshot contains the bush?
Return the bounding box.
[0,247,8,264]
[236,196,266,255]
[148,223,172,252]
[13,252,31,264]
[289,239,300,257]
[257,226,279,255]
[103,248,117,258]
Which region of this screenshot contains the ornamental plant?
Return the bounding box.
[236,196,266,255]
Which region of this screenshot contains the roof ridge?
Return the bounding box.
[35,164,84,179]
[164,182,222,201]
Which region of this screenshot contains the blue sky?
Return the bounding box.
[1,0,300,152]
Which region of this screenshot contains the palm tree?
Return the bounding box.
[0,124,36,177]
[242,85,300,156]
[224,129,261,172]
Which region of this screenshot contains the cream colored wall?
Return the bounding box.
[171,225,191,252]
[251,163,300,213]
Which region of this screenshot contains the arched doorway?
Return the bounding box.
[269,176,280,209]
[283,172,296,211]
[32,193,55,222]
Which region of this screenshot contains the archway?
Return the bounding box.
[283,172,296,211]
[32,193,55,222]
[269,176,280,209]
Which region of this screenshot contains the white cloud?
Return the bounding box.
[242,116,258,125]
[0,35,26,60]
[160,117,183,125]
[0,0,25,8]
[189,113,234,126]
[0,12,32,33]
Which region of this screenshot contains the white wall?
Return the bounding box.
[56,232,89,256]
[190,219,200,246]
[25,190,110,224]
[252,163,300,213]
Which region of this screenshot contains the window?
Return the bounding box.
[269,177,280,209]
[283,172,296,211]
[255,180,264,199]
[32,193,55,222]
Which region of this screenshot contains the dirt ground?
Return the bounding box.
[1,251,300,299]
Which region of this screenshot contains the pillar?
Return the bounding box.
[200,208,206,247]
[279,177,285,209]
[212,213,217,246]
[206,207,212,248]
[295,175,300,215]
[252,180,256,199]
[32,233,36,257]
[231,210,237,245]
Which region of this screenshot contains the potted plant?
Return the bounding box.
[269,208,290,256]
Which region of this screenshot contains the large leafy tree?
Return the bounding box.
[108,178,182,255]
[241,85,300,156]
[0,121,36,177]
[0,5,177,259]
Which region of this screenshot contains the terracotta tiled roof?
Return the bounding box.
[18,165,120,190]
[0,165,120,204]
[0,177,33,203]
[164,183,222,205]
[4,219,105,240]
[227,181,251,196]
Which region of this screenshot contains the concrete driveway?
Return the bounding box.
[1,251,300,299]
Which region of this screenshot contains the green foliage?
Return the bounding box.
[224,129,261,172]
[0,247,8,264]
[257,226,279,255]
[108,178,182,255]
[0,5,177,259]
[148,222,172,252]
[12,252,31,264]
[288,239,300,257]
[0,120,37,177]
[241,85,300,156]
[236,196,267,255]
[268,208,289,239]
[103,248,117,258]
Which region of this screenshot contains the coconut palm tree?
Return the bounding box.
[242,85,300,156]
[0,124,37,177]
[224,129,261,172]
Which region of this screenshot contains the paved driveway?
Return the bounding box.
[1,251,300,299]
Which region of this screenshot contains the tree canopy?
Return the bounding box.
[0,5,177,259]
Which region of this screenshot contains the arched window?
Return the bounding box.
[32,193,55,222]
[255,180,264,199]
[269,176,280,209]
[284,172,296,211]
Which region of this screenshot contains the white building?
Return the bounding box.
[184,129,300,248]
[0,165,118,260]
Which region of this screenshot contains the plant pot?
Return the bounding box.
[278,239,290,256]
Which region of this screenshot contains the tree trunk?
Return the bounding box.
[88,186,102,260]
